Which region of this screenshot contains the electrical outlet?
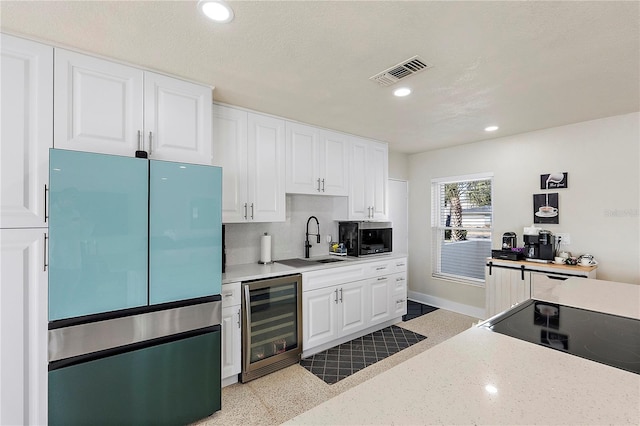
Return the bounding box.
[556,233,571,245]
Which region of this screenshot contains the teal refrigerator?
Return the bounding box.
[47,149,222,425]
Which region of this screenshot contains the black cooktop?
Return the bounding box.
[481,299,640,374]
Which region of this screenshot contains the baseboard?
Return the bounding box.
[407,291,485,319]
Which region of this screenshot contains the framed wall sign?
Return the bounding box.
[540,172,568,190]
[534,193,559,224]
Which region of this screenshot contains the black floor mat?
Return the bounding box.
[300,325,426,384]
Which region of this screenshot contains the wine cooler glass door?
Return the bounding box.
[241,274,302,382]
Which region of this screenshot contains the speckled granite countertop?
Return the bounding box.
[222,253,407,284]
[286,277,640,425]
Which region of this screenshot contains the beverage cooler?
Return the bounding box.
[241,274,302,382]
[48,149,222,425]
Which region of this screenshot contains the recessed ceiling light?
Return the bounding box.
[484,125,499,132]
[394,87,411,97]
[198,0,234,23]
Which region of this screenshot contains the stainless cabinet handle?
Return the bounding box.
[376,266,387,271]
[243,203,248,220]
[137,130,142,151]
[377,277,387,281]
[250,203,254,220]
[44,184,48,223]
[43,233,48,272]
[396,263,405,267]
[148,131,153,155]
[317,178,321,192]
[339,288,343,302]
[334,289,338,304]
[237,308,241,328]
[321,178,325,192]
[223,292,233,298]
[396,277,405,282]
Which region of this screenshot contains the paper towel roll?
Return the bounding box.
[260,233,272,264]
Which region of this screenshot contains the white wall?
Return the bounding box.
[408,112,640,313]
[388,151,409,180]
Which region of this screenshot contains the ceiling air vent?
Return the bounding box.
[369,56,432,87]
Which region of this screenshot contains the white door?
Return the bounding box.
[370,142,388,220]
[369,276,391,325]
[319,130,349,196]
[144,71,212,165]
[247,113,285,222]
[303,286,339,350]
[212,104,248,222]
[285,122,320,194]
[338,280,367,336]
[0,229,48,426]
[1,34,52,229]
[221,305,241,380]
[54,49,143,156]
[348,139,370,220]
[388,179,408,254]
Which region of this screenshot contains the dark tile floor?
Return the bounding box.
[403,300,438,321]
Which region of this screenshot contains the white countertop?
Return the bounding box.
[222,253,407,284]
[286,278,640,425]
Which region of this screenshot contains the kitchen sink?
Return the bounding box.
[276,257,346,268]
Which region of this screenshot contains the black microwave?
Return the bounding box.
[338,221,392,257]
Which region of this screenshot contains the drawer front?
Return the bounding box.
[221,282,241,307]
[363,259,394,278]
[391,258,407,274]
[303,263,367,292]
[390,272,407,294]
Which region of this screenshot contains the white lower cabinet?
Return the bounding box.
[221,282,241,387]
[302,257,407,357]
[0,229,48,426]
[485,265,530,319]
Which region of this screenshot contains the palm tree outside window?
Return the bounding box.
[432,174,493,284]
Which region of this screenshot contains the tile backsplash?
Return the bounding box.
[224,194,342,266]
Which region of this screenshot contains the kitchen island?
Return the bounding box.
[286,278,640,425]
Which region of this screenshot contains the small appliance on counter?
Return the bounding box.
[502,232,517,249]
[523,228,555,263]
[338,221,392,256]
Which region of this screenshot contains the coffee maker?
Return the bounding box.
[523,230,555,262]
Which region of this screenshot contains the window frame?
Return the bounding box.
[431,172,494,286]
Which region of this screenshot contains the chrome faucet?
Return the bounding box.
[305,216,320,258]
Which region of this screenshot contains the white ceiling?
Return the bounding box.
[2,1,639,154]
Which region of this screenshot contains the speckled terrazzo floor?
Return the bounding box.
[193,308,478,426]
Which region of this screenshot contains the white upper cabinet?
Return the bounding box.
[143,71,212,164]
[286,122,348,196]
[54,49,212,165]
[213,104,285,223]
[1,34,53,228]
[348,137,388,220]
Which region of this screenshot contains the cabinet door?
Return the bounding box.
[144,72,212,165]
[54,49,143,157]
[285,122,320,194]
[319,130,349,196]
[48,150,148,320]
[303,286,339,350]
[212,104,248,223]
[0,229,48,426]
[247,113,285,222]
[348,139,370,220]
[338,280,367,336]
[369,142,388,220]
[1,35,53,229]
[485,266,530,318]
[221,305,241,381]
[369,276,391,325]
[149,161,222,304]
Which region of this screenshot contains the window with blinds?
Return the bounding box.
[431,174,493,285]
